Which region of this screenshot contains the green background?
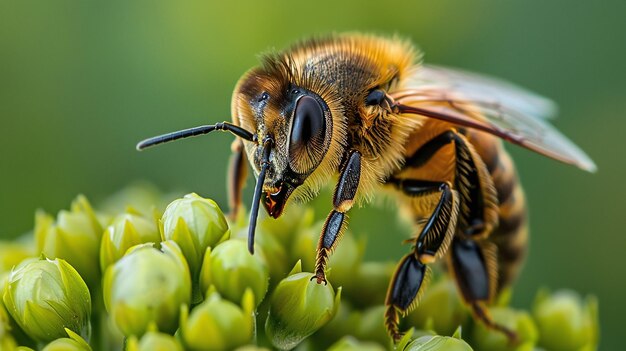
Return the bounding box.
[1,1,623,349]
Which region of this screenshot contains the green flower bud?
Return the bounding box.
[42,328,91,351]
[404,333,473,351]
[199,240,269,306]
[0,241,33,274]
[100,213,160,271]
[471,307,538,351]
[179,287,254,351]
[125,330,184,351]
[161,193,230,279]
[1,276,34,350]
[290,221,362,288]
[265,262,341,350]
[231,225,289,286]
[103,241,191,337]
[328,336,386,351]
[407,277,468,336]
[35,195,103,288]
[2,257,91,343]
[532,289,598,351]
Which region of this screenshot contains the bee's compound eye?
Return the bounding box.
[288,95,326,173]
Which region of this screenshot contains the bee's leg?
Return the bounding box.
[384,253,429,342]
[448,237,518,342]
[227,139,248,219]
[384,180,460,341]
[313,150,361,284]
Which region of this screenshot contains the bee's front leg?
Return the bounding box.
[384,180,460,341]
[313,150,361,285]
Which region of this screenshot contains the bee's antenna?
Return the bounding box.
[247,138,273,254]
[136,122,255,151]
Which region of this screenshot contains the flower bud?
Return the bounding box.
[406,277,468,336]
[328,336,386,351]
[471,307,538,351]
[265,261,341,350]
[161,194,230,279]
[100,213,160,271]
[179,287,254,351]
[403,333,473,351]
[200,240,269,307]
[103,241,191,337]
[2,257,91,343]
[42,328,91,351]
[35,195,103,288]
[532,289,598,351]
[125,330,184,351]
[231,224,289,286]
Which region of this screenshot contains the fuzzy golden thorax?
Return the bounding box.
[231,34,424,217]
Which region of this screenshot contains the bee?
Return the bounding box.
[137,34,596,341]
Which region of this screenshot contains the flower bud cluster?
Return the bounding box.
[0,184,600,350]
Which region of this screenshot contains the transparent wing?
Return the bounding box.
[412,65,558,119]
[392,65,596,172]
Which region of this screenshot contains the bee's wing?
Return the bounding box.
[412,65,558,120]
[393,65,596,172]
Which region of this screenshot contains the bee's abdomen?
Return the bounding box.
[471,132,528,290]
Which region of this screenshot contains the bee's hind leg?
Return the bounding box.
[448,237,518,342]
[313,150,361,284]
[384,180,460,341]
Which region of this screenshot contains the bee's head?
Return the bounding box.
[233,63,345,219]
[136,53,346,254]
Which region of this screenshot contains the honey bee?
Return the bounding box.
[137,34,596,341]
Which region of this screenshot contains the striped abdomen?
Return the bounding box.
[467,130,528,290]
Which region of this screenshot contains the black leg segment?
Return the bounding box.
[314,150,362,284]
[450,238,491,301]
[321,211,345,249]
[333,151,361,211]
[391,179,460,263]
[414,182,459,261]
[384,254,429,342]
[386,254,427,311]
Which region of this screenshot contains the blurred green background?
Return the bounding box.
[0,0,623,349]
